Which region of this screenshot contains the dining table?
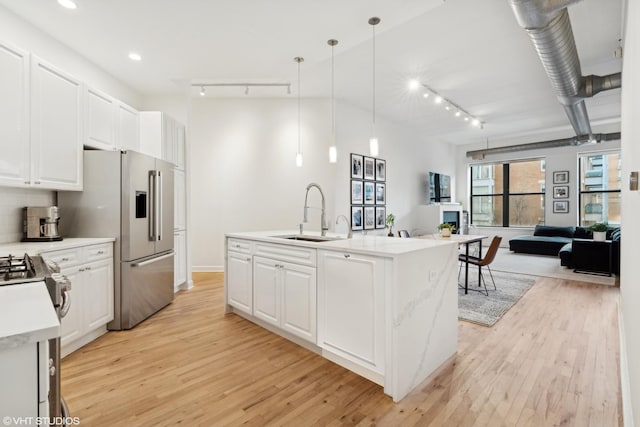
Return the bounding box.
[417,233,488,294]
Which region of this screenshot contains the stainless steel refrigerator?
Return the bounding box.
[59,150,174,330]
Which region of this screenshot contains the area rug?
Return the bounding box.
[458,270,536,327]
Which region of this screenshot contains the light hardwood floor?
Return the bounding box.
[61,273,622,426]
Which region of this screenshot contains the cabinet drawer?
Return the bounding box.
[41,247,82,269]
[84,243,113,262]
[228,238,252,254]
[254,242,316,267]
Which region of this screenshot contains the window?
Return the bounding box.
[470,159,545,227]
[579,151,621,227]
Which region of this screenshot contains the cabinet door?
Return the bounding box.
[30,56,83,190]
[117,101,139,151]
[317,251,385,373]
[174,169,186,230]
[84,258,114,330]
[227,250,253,315]
[174,230,186,291]
[0,40,30,187]
[162,115,176,165]
[59,266,84,346]
[175,124,185,170]
[252,256,280,326]
[281,261,316,342]
[0,343,38,417]
[85,87,115,150]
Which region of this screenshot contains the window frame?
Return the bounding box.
[469,158,546,227]
[577,150,621,227]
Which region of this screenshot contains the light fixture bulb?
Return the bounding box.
[408,80,420,91]
[445,105,451,111]
[472,118,480,127]
[464,116,470,121]
[128,52,142,61]
[369,137,379,157]
[199,86,205,97]
[329,146,337,163]
[434,96,443,104]
[58,0,77,9]
[296,152,303,167]
[455,110,461,117]
[423,92,429,99]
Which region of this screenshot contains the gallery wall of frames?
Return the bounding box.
[350,153,386,231]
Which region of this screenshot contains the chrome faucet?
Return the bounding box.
[304,182,328,236]
[336,214,352,238]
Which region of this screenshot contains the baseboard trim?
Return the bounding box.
[619,300,635,427]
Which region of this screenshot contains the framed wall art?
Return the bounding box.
[375,159,386,181]
[364,181,375,204]
[364,206,375,230]
[375,206,386,229]
[364,157,375,180]
[375,183,386,204]
[553,170,569,184]
[351,180,363,204]
[351,153,363,179]
[351,206,363,230]
[553,185,569,199]
[553,200,569,213]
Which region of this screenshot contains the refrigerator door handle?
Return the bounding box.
[157,170,163,241]
[131,251,174,267]
[148,170,156,241]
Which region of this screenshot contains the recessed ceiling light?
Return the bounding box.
[408,79,420,91]
[128,52,142,61]
[57,0,77,9]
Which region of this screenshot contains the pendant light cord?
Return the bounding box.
[331,43,335,137]
[297,58,302,155]
[372,23,376,128]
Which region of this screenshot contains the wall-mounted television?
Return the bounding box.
[428,172,451,203]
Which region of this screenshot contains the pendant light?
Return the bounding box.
[368,17,380,157]
[328,39,338,163]
[294,57,304,167]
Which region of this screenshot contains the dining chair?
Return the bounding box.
[398,230,410,238]
[457,236,502,296]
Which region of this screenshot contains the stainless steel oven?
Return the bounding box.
[0,253,71,419]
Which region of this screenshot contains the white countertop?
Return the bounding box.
[226,230,456,257]
[0,281,60,349]
[0,237,115,257]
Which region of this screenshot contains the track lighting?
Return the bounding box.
[199,86,205,97]
[244,86,249,95]
[191,83,291,95]
[410,80,484,129]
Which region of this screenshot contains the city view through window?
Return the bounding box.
[579,152,621,227]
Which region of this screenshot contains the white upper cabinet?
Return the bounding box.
[0,40,30,187]
[116,101,139,151]
[85,87,116,151]
[140,111,185,168]
[30,56,83,191]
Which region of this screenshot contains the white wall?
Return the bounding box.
[189,97,454,270]
[453,124,621,244]
[0,188,55,243]
[620,0,639,423]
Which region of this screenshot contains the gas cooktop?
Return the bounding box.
[0,253,48,285]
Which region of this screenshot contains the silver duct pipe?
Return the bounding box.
[579,72,622,97]
[466,132,620,159]
[509,0,593,136]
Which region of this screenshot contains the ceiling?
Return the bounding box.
[0,0,623,145]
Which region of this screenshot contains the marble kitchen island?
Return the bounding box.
[224,230,459,402]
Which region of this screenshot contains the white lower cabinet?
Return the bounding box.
[0,341,49,418]
[227,247,253,315]
[317,250,385,374]
[253,256,317,343]
[41,242,114,356]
